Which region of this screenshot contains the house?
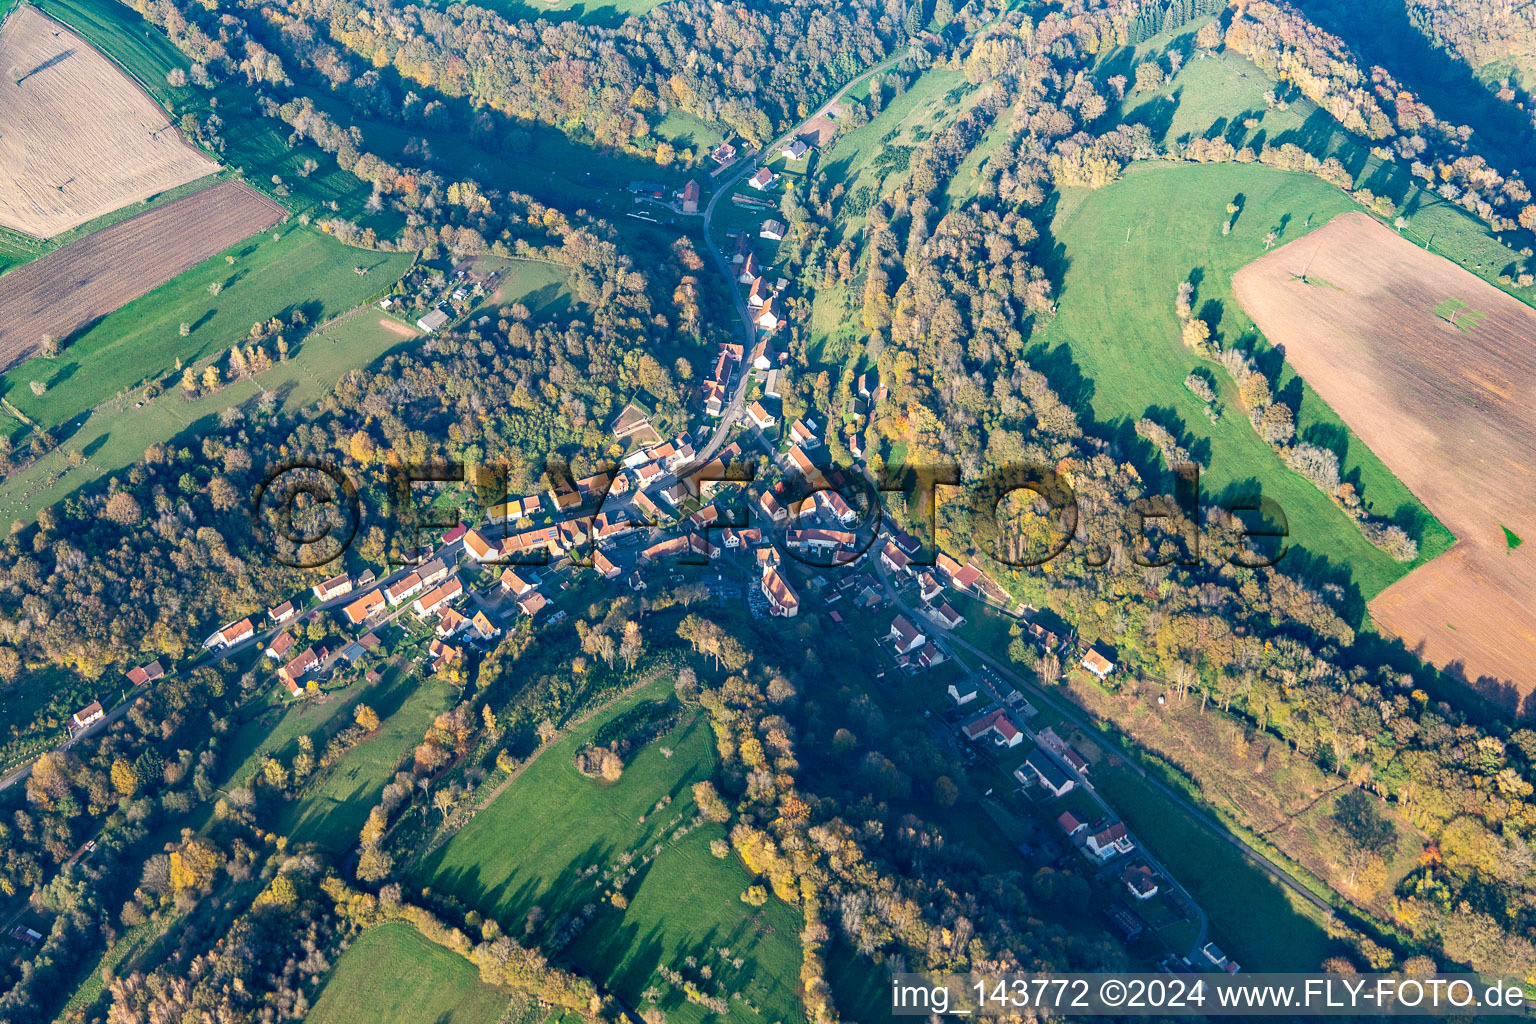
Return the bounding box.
[1202,943,1228,968]
[781,138,810,160]
[610,400,656,441]
[442,523,468,546]
[738,252,761,284]
[1017,750,1074,798]
[732,232,752,265]
[462,528,498,563]
[889,614,926,654]
[747,401,776,430]
[7,926,41,947]
[517,590,549,617]
[817,489,858,524]
[856,370,880,399]
[711,141,738,165]
[962,709,1024,748]
[1081,647,1115,679]
[204,617,255,650]
[278,647,322,696]
[418,557,452,587]
[916,572,943,602]
[385,572,424,606]
[470,611,500,640]
[916,642,945,669]
[747,276,771,308]
[789,418,819,446]
[756,297,784,331]
[748,167,777,190]
[429,638,461,674]
[947,680,978,705]
[265,631,296,661]
[592,549,622,580]
[417,308,450,333]
[763,367,782,398]
[413,577,463,618]
[268,600,297,625]
[1057,811,1088,837]
[761,565,800,617]
[932,602,966,630]
[880,541,912,574]
[68,701,104,737]
[760,218,786,241]
[343,590,384,625]
[787,444,820,481]
[1105,906,1143,942]
[1086,822,1135,862]
[750,338,773,370]
[312,573,353,601]
[436,607,471,639]
[681,179,700,213]
[848,431,866,458]
[500,568,536,598]
[1123,863,1161,900]
[759,490,787,522]
[125,659,165,687]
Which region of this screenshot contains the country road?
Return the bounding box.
[871,552,1338,926]
[0,536,469,796]
[694,46,914,466]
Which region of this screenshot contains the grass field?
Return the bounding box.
[1094,763,1335,971]
[0,306,416,525]
[307,923,512,1024]
[439,0,665,25]
[1,227,411,429]
[819,67,972,239]
[279,667,458,851]
[1033,161,1465,608]
[417,682,803,1024]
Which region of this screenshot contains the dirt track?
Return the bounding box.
[1234,211,1536,707]
[0,180,285,371]
[0,5,219,237]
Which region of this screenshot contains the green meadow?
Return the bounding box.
[0,304,417,526]
[307,923,512,1024]
[279,668,459,852]
[2,228,412,431]
[1034,161,1462,605]
[1095,765,1334,971]
[415,683,803,1024]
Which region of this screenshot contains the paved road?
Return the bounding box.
[693,47,914,466]
[870,560,1215,958]
[0,537,470,795]
[870,555,1337,929]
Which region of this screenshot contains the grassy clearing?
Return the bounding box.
[819,67,972,238]
[416,681,802,1024]
[279,667,459,852]
[2,228,412,430]
[1094,763,1335,971]
[1034,161,1459,605]
[307,922,512,1024]
[0,307,418,526]
[437,0,666,25]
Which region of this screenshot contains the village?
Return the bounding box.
[47,119,1237,978]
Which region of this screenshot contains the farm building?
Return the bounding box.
[417,308,450,333]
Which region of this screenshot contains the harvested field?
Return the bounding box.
[0,180,283,371]
[0,5,219,237]
[1234,211,1536,706]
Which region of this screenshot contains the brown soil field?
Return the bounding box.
[0,180,284,370]
[0,5,219,237]
[1234,211,1536,709]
